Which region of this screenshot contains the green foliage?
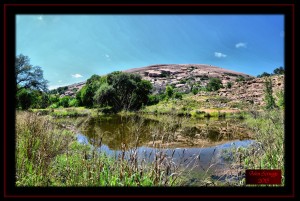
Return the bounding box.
[165,85,174,98]
[16,54,48,92]
[94,71,152,112]
[235,76,245,82]
[49,94,60,104]
[16,112,180,186]
[49,103,59,109]
[240,109,284,184]
[173,92,183,100]
[226,82,233,89]
[59,96,70,108]
[192,88,198,95]
[16,88,35,110]
[264,77,276,110]
[273,67,284,75]
[206,78,223,91]
[257,72,271,78]
[68,98,79,107]
[276,90,284,109]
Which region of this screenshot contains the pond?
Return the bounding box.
[75,114,255,185]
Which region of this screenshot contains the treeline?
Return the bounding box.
[15,54,285,111]
[257,67,284,78]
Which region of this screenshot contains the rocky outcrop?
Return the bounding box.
[125,64,253,94]
[217,75,284,106]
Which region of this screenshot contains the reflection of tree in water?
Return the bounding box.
[80,115,158,150]
[79,115,249,150]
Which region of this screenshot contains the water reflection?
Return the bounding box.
[78,114,250,150]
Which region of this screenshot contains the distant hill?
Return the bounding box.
[52,64,284,106]
[124,64,253,94]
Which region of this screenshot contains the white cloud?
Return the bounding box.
[58,80,62,83]
[71,74,83,78]
[235,42,247,48]
[214,52,227,58]
[37,15,43,21]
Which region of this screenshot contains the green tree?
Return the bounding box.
[273,67,284,75]
[264,77,276,110]
[15,54,48,92]
[257,72,271,78]
[94,71,152,112]
[59,96,70,108]
[165,85,174,99]
[68,98,79,107]
[77,74,102,108]
[206,78,223,91]
[16,88,35,110]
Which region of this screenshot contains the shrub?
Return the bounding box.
[68,98,79,107]
[192,88,198,95]
[173,92,183,100]
[206,78,223,91]
[264,77,276,110]
[226,82,233,88]
[235,76,245,82]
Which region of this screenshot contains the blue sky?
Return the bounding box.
[16,15,284,90]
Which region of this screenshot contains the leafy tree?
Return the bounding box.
[257,72,271,78]
[94,83,116,109]
[206,78,223,91]
[16,88,35,110]
[273,67,284,75]
[264,77,276,110]
[165,85,174,99]
[77,74,102,108]
[68,98,79,107]
[94,71,152,112]
[15,54,48,92]
[35,92,50,109]
[59,96,70,108]
[49,94,60,104]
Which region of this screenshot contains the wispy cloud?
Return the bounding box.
[71,74,83,78]
[37,15,43,21]
[214,52,227,58]
[58,80,62,83]
[104,54,111,61]
[235,42,247,48]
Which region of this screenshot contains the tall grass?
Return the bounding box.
[218,109,284,186]
[16,111,198,186]
[16,111,74,186]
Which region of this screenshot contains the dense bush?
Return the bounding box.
[226,82,233,89]
[94,71,152,112]
[235,76,245,82]
[206,78,223,91]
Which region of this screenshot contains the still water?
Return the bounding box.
[75,114,255,184]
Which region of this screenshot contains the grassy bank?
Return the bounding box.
[16,111,186,186]
[142,93,252,119]
[219,109,284,186]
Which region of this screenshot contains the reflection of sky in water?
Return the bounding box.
[77,133,255,171]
